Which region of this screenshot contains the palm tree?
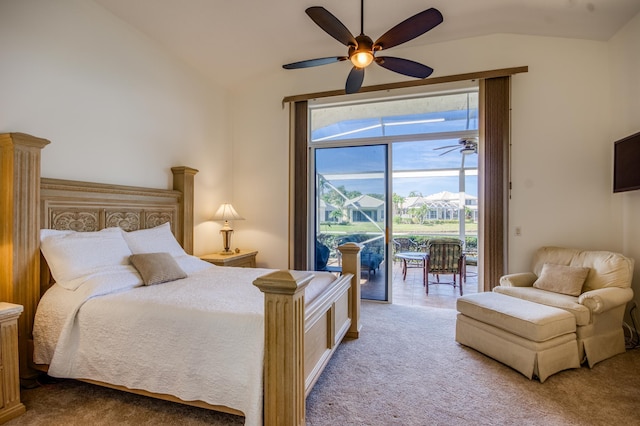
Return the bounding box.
[392,193,405,217]
[409,204,429,224]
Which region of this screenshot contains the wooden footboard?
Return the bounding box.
[254,243,361,426]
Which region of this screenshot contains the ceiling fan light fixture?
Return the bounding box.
[460,138,478,155]
[350,50,374,68]
[349,34,374,68]
[460,146,476,155]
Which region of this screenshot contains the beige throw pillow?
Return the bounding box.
[130,252,187,286]
[533,263,589,296]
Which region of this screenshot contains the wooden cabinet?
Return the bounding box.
[200,250,258,268]
[0,303,25,424]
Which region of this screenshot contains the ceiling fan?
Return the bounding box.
[434,138,478,156]
[434,138,478,169]
[282,1,443,94]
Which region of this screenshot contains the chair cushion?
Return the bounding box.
[361,252,382,270]
[457,292,576,342]
[427,239,462,273]
[493,286,591,326]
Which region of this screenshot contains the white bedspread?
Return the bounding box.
[33,258,277,426]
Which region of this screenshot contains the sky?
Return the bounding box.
[315,142,478,198]
[311,104,479,198]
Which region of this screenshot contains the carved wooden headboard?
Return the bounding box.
[38,175,197,295]
[41,178,185,234]
[1,131,198,384]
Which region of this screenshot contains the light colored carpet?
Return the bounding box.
[9,302,640,425]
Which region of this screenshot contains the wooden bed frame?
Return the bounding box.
[0,133,362,425]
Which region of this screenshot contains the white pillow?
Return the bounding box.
[122,222,187,258]
[40,229,74,239]
[40,227,133,283]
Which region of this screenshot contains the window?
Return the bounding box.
[310,90,479,245]
[311,92,478,142]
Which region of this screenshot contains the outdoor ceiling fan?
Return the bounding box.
[282,1,443,94]
[434,138,478,156]
[434,138,478,168]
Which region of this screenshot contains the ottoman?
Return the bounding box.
[456,292,580,382]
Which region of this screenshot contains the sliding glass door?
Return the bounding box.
[308,88,479,302]
[313,144,390,301]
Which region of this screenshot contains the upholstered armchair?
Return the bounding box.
[494,246,635,367]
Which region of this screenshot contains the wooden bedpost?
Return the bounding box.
[338,242,361,338]
[171,166,198,255]
[253,270,313,426]
[0,133,50,384]
[253,245,361,426]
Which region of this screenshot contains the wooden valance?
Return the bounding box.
[282,66,528,103]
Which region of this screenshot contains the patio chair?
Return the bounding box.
[315,240,330,271]
[337,235,383,277]
[425,238,465,295]
[393,237,421,253]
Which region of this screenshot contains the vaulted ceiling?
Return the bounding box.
[94,0,640,89]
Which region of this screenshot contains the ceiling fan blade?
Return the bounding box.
[434,145,460,151]
[438,147,459,156]
[345,67,365,94]
[306,7,356,47]
[374,8,443,50]
[283,56,348,69]
[375,56,433,79]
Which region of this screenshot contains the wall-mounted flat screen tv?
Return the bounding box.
[614,130,640,193]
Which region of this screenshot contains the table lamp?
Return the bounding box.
[212,203,244,255]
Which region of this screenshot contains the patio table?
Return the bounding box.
[396,251,427,284]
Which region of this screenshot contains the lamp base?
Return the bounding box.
[219,228,234,256]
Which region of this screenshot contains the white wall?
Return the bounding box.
[0,0,230,255]
[229,74,292,267]
[232,33,620,272]
[610,13,640,307]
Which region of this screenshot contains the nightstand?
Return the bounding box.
[200,250,258,268]
[0,303,25,424]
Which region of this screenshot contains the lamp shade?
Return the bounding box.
[212,203,244,222]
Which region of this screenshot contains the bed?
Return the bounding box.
[1,132,362,425]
